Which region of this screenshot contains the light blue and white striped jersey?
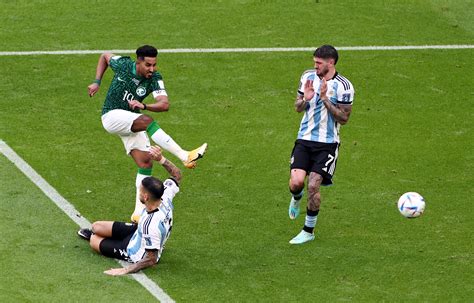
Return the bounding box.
[126,178,179,263]
[296,70,355,143]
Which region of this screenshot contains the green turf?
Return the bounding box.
[0,0,473,302]
[0,0,472,51]
[0,155,157,302]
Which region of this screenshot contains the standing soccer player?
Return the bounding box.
[77,146,181,275]
[87,45,207,222]
[288,45,354,244]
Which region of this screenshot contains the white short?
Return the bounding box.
[101,109,150,155]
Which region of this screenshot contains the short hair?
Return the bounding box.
[136,45,158,59]
[313,45,338,65]
[141,176,164,200]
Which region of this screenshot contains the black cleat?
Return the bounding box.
[77,228,92,241]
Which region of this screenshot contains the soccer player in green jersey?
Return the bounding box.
[87,45,207,222]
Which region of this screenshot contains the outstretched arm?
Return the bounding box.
[88,52,114,97]
[149,146,182,184]
[104,250,158,276]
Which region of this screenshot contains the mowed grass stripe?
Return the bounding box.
[0,44,473,56]
[0,140,174,303]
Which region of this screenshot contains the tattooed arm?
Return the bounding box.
[149,146,182,184]
[319,78,352,125]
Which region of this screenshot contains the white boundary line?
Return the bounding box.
[0,44,473,56]
[0,139,174,303]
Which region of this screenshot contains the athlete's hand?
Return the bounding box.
[128,100,145,110]
[304,80,315,101]
[88,83,100,97]
[149,146,163,162]
[104,267,128,276]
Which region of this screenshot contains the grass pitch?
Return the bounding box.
[0,0,473,302]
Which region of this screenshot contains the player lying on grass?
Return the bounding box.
[88,44,206,222]
[77,146,180,276]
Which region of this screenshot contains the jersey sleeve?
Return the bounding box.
[109,56,131,73]
[143,225,162,251]
[151,74,168,98]
[162,178,180,200]
[336,77,355,105]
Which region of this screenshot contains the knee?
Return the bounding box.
[138,155,153,169]
[91,222,101,234]
[89,234,101,252]
[289,178,305,191]
[132,115,154,132]
[140,114,153,125]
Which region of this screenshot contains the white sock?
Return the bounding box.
[150,128,188,161]
[133,172,149,216]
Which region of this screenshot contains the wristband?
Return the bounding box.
[93,79,101,85]
[143,103,147,110]
[159,157,167,164]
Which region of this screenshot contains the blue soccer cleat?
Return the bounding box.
[289,230,315,245]
[288,196,301,220]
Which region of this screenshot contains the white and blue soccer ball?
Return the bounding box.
[397,192,425,218]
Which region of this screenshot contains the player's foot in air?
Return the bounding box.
[288,196,301,220]
[183,143,207,169]
[77,228,92,241]
[289,230,314,245]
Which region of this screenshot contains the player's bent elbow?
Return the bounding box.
[338,114,351,125]
[158,101,170,112]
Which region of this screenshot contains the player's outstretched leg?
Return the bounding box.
[131,167,153,223]
[289,189,303,219]
[146,121,207,169]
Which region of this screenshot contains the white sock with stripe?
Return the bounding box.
[147,121,188,162]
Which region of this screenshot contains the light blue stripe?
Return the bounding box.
[127,229,142,256]
[310,94,322,141]
[325,82,339,143]
[158,221,167,247]
[297,112,310,139]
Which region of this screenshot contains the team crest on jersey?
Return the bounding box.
[136,87,146,97]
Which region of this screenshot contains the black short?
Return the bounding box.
[290,139,340,185]
[99,222,137,261]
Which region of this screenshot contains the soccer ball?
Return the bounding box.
[397,192,425,218]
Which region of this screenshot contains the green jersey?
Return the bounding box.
[101,56,167,115]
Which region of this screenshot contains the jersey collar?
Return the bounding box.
[318,71,338,81]
[146,207,160,214]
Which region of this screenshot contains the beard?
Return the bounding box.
[316,67,328,77]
